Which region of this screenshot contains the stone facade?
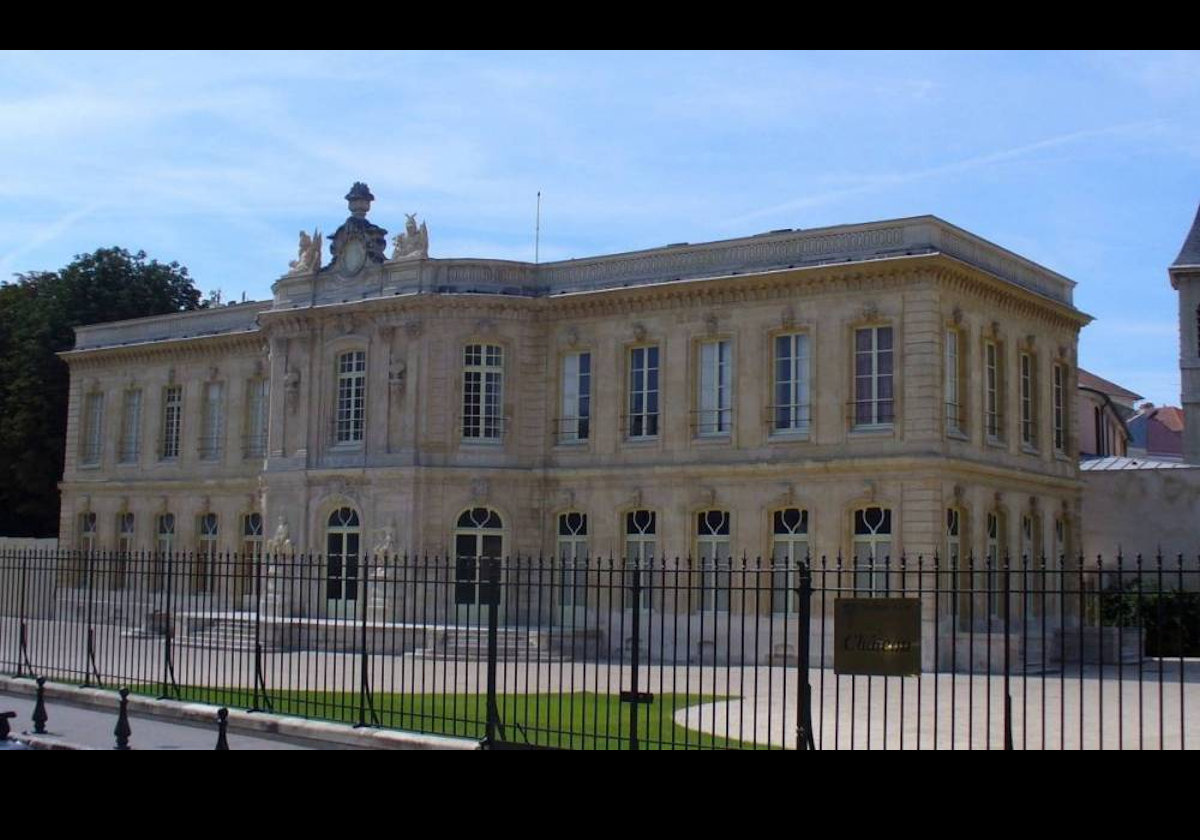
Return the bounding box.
[57,185,1091,661]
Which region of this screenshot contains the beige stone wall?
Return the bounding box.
[1082,467,1200,573]
[59,255,1084,573]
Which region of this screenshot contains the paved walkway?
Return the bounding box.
[1,690,313,750]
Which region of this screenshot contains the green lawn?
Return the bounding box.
[146,684,764,749]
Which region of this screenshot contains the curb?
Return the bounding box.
[0,675,479,750]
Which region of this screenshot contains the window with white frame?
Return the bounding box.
[335,351,367,444]
[115,512,134,589]
[156,513,175,555]
[463,344,503,441]
[1020,352,1038,449]
[773,333,811,436]
[946,507,962,571]
[1052,363,1067,453]
[854,326,894,428]
[852,507,891,593]
[160,385,182,460]
[627,346,659,439]
[454,507,503,606]
[985,340,1004,442]
[78,511,97,553]
[242,512,263,560]
[985,511,1006,619]
[624,509,656,609]
[696,339,732,436]
[1020,513,1038,562]
[119,389,142,463]
[1020,512,1041,618]
[245,379,268,458]
[1052,514,1068,566]
[327,507,362,603]
[559,352,591,443]
[557,512,588,608]
[195,512,219,593]
[81,392,104,466]
[945,328,965,435]
[696,510,731,612]
[771,508,808,615]
[199,381,225,460]
[116,512,135,555]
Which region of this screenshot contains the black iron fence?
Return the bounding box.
[0,549,1195,749]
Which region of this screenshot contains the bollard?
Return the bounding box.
[1,710,14,740]
[215,707,229,750]
[114,687,132,750]
[32,676,48,735]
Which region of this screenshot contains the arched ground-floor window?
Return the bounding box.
[326,507,361,613]
[454,507,504,606]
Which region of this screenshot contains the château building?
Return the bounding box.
[58,183,1091,658]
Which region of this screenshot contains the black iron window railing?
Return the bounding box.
[0,549,1193,750]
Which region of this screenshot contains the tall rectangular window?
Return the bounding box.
[463,344,503,440]
[773,333,810,436]
[627,346,659,439]
[1052,363,1066,453]
[199,381,225,460]
[697,339,732,436]
[160,385,182,460]
[945,329,964,435]
[81,392,104,466]
[1020,353,1038,449]
[245,379,268,458]
[119,389,142,463]
[335,351,366,444]
[984,341,1004,441]
[559,352,591,443]
[854,326,894,428]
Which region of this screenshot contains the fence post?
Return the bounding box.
[795,562,815,751]
[17,550,30,678]
[627,563,644,751]
[114,687,132,750]
[356,555,377,728]
[215,707,229,750]
[252,551,264,712]
[484,555,502,747]
[32,676,48,734]
[83,551,102,688]
[159,552,178,700]
[1003,558,1013,751]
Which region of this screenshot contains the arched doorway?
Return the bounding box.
[326,506,361,618]
[454,507,504,616]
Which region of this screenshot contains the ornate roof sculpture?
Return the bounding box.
[326,182,389,277]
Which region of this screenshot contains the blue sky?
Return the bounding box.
[1,50,1197,405]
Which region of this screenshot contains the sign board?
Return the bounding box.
[833,598,922,676]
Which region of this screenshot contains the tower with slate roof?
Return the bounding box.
[1170,204,1200,464]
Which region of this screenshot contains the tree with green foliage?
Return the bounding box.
[0,248,203,537]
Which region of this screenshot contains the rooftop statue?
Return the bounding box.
[288,229,322,274]
[391,213,429,260]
